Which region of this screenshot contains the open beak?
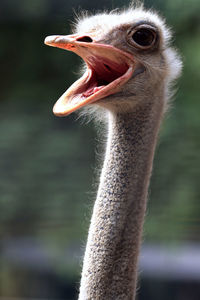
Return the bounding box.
[44,34,135,116]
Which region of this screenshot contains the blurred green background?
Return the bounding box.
[0,0,200,299]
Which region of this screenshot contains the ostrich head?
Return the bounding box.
[45,6,182,116]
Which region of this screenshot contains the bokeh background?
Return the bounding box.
[0,0,200,299]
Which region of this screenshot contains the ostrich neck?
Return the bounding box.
[79,99,164,300]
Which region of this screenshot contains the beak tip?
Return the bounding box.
[44,35,57,46]
[53,104,67,117]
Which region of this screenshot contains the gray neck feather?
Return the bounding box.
[79,99,164,300]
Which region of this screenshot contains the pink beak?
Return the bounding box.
[44,34,134,116]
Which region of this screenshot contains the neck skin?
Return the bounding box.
[79,98,164,300]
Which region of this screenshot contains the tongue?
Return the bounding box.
[83,86,105,98]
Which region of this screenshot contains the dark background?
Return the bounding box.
[0,0,200,299]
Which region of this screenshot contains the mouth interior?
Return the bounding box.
[77,55,129,99]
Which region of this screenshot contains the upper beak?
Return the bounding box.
[44,34,92,53]
[44,34,128,64]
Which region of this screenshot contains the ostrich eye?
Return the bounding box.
[132,28,155,47]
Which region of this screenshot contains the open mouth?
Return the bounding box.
[44,35,134,116]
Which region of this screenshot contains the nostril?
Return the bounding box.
[76,36,93,43]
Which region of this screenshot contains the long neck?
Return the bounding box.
[79,100,164,300]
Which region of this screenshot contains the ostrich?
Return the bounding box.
[45,4,182,300]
